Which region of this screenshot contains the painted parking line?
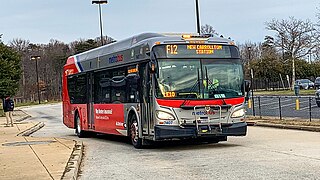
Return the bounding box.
[268,103,311,111]
[259,98,292,107]
[299,105,319,111]
[255,98,277,104]
[268,102,297,110]
[256,100,316,111]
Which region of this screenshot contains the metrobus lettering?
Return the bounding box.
[109,54,123,63]
[192,110,216,116]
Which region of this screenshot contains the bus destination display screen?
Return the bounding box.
[154,44,239,59]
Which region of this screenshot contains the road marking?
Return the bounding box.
[299,105,318,111]
[259,98,292,107]
[256,98,275,104]
[266,99,310,110]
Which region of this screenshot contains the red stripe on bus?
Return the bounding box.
[156,97,245,108]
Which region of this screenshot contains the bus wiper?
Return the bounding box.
[180,68,201,108]
[204,66,227,105]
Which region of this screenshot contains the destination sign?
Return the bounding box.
[166,44,223,55]
[154,44,238,59]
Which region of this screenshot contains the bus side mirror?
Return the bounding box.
[149,62,155,74]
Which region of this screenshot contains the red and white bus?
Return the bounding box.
[62,33,249,148]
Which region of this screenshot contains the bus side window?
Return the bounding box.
[67,74,87,104]
[75,74,87,104]
[126,73,140,103]
[67,76,76,104]
[94,70,111,104]
[99,78,112,103]
[111,68,126,103]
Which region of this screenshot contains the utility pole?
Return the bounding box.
[195,0,201,34]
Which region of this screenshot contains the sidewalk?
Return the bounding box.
[246,116,320,132]
[0,111,78,180]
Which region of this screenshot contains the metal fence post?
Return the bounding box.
[309,97,312,122]
[279,97,282,120]
[258,96,262,119]
[252,96,256,116]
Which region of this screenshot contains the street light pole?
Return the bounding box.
[92,0,108,46]
[195,0,201,34]
[31,56,41,104]
[247,47,255,116]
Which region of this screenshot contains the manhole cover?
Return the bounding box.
[2,140,56,146]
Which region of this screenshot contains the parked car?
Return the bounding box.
[295,79,314,90]
[314,77,320,89]
[315,89,320,107]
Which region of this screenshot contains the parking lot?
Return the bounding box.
[246,96,320,121]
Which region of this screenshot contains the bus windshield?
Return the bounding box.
[155,59,244,99]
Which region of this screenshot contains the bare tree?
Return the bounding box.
[266,17,319,88]
[200,24,218,35]
[9,38,30,52]
[266,17,317,59]
[314,8,320,61]
[9,38,30,101]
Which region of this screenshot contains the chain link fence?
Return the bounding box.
[246,96,320,122]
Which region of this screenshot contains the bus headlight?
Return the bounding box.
[231,109,245,118]
[156,111,175,120]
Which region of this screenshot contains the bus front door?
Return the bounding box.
[141,64,153,136]
[87,72,95,130]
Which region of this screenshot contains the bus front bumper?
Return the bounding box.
[154,122,247,140]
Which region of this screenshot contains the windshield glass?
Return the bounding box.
[156,59,244,99]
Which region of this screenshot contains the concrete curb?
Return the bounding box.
[254,122,320,132]
[17,122,45,136]
[16,114,32,122]
[61,141,84,180]
[15,110,32,122]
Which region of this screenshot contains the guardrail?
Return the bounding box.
[246,96,320,122]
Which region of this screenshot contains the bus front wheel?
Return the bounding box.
[130,116,142,149]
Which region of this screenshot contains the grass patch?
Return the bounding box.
[254,89,316,96]
[259,119,320,127]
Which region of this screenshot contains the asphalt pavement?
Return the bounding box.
[246,96,320,121]
[0,105,319,179]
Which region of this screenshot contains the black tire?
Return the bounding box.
[75,113,88,138]
[317,102,320,108]
[129,115,143,149]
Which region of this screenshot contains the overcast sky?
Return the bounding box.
[1,0,319,44]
